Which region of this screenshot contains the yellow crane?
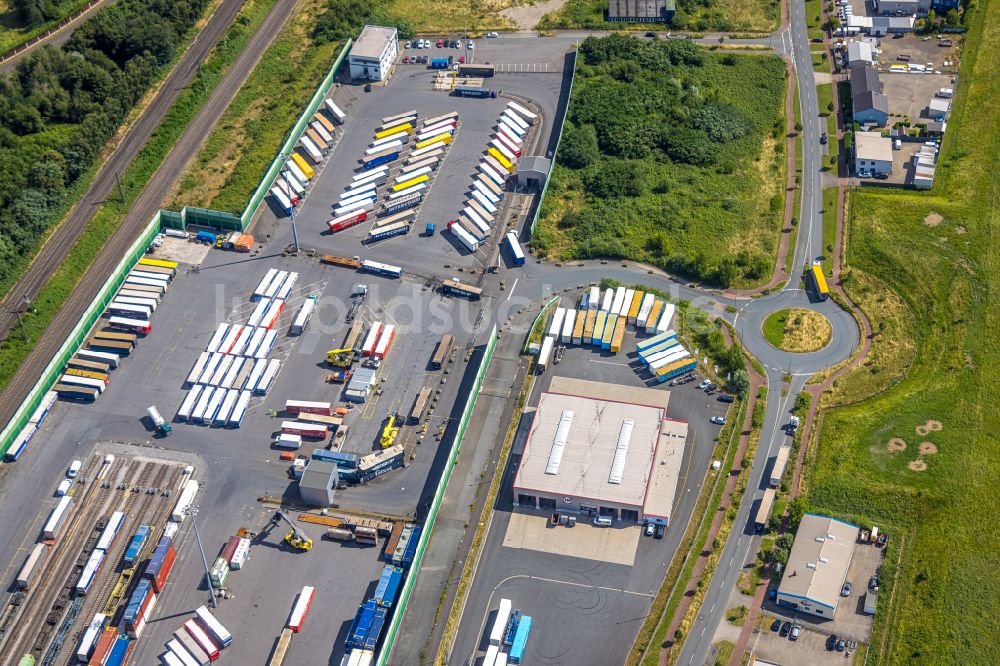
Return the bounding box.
[380,414,400,449]
[326,347,355,367]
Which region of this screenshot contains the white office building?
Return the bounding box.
[349,25,398,82]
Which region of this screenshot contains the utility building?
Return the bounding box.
[776,514,858,618]
[349,25,398,82]
[512,377,686,525]
[298,459,338,506]
[607,0,676,22]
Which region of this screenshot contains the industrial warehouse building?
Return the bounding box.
[854,132,894,177]
[776,514,859,618]
[607,0,676,22]
[299,459,338,506]
[349,25,398,82]
[512,377,686,525]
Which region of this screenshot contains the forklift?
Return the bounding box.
[325,347,356,367]
[259,511,313,551]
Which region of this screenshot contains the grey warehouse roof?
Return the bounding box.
[607,0,676,19]
[300,459,338,490]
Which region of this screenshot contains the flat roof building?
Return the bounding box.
[854,131,894,176]
[349,25,398,82]
[299,459,338,506]
[776,514,858,618]
[512,377,686,525]
[607,0,676,22]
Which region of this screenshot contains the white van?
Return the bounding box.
[593,515,613,527]
[274,433,302,450]
[56,479,72,496]
[67,460,82,478]
[936,88,954,98]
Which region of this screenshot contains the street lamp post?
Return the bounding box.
[13,294,30,341]
[186,505,218,608]
[278,153,300,254]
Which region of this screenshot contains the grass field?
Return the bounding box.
[762,308,831,352]
[537,0,779,33]
[0,0,92,54]
[168,0,343,213]
[0,0,277,390]
[534,37,787,289]
[805,0,1000,662]
[384,0,514,32]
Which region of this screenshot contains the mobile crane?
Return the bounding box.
[326,347,355,367]
[260,510,313,551]
[380,414,400,449]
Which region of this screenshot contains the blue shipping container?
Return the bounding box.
[384,192,422,215]
[123,580,153,627]
[401,526,421,567]
[374,566,404,607]
[453,86,492,98]
[364,151,399,170]
[346,599,377,650]
[312,449,360,468]
[430,58,449,69]
[509,615,532,663]
[196,231,217,245]
[105,634,131,666]
[123,524,151,568]
[142,537,171,581]
[364,605,388,651]
[656,359,698,383]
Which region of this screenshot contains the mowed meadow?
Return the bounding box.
[806,0,1000,662]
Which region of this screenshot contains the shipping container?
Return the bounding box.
[108,316,151,335]
[508,615,532,663]
[490,599,512,646]
[281,421,327,439]
[229,537,250,570]
[373,324,396,359]
[59,373,106,393]
[167,639,202,666]
[583,309,598,344]
[361,322,382,357]
[627,290,645,324]
[286,400,334,416]
[52,382,98,403]
[313,112,335,134]
[548,307,565,339]
[408,386,432,425]
[171,479,199,522]
[92,329,137,346]
[325,99,347,123]
[291,298,316,336]
[185,619,220,660]
[75,548,104,594]
[370,131,409,149]
[173,629,211,666]
[195,605,232,648]
[16,543,47,589]
[268,628,292,666]
[287,585,315,632]
[506,101,537,125]
[645,300,664,334]
[487,147,514,172]
[256,358,281,394]
[382,192,422,215]
[363,150,399,170]
[64,367,109,382]
[375,123,413,139]
[360,260,403,278]
[123,275,166,292]
[177,385,203,422]
[77,349,120,368]
[221,357,245,390]
[610,316,626,353]
[300,136,323,163]
[368,220,410,242]
[270,187,293,215]
[95,511,125,551]
[209,355,234,386]
[441,279,483,299]
[356,444,405,483]
[77,612,108,662]
[601,314,618,350]
[656,303,676,334]
[328,209,368,233]
[448,220,479,253]
[431,334,454,369]
[610,287,626,315]
[191,386,216,422]
[478,160,506,186]
[114,295,158,311]
[143,540,176,593]
[560,309,576,344]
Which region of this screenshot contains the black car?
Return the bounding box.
[875,172,889,180]
[827,635,839,651]
[836,639,847,652]
[771,618,782,632]
[655,524,665,539]
[718,394,735,403]
[645,31,657,37]
[779,621,791,637]
[820,132,828,144]
[869,574,879,590]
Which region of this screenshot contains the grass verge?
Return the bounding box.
[384,0,514,32]
[805,0,1000,661]
[820,186,838,273]
[0,0,277,389]
[537,0,780,33]
[169,0,343,213]
[0,0,92,54]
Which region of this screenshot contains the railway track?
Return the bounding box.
[48,462,181,665]
[0,455,126,661]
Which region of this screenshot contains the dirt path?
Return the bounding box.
[500,0,567,30]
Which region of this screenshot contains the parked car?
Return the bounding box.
[718,394,735,403]
[771,618,782,632]
[697,379,711,390]
[705,383,717,392]
[827,635,839,651]
[467,40,474,49]
[56,479,71,496]
[645,31,657,37]
[644,523,655,537]
[402,55,409,63]
[836,638,847,652]
[459,55,465,64]
[711,416,726,426]
[437,39,444,48]
[789,624,801,641]
[487,31,499,38]
[869,574,879,591]
[768,588,777,601]
[68,460,82,478]
[404,41,411,48]
[875,172,889,180]
[841,581,852,596]
[820,132,828,144]
[779,621,791,637]
[655,524,665,539]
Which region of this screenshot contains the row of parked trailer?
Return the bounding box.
[158,605,233,666]
[270,97,346,216]
[266,585,317,666]
[342,558,411,658]
[536,285,692,378]
[446,102,533,254]
[176,268,298,425]
[363,112,461,243]
[481,598,532,665]
[5,388,57,462]
[49,257,178,406]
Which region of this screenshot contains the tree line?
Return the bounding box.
[0,0,210,290]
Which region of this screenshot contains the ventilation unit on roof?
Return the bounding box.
[608,419,634,485]
[545,410,574,475]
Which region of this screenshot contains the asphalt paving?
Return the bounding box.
[0,0,297,437]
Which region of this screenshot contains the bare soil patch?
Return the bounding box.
[924,212,943,227]
[887,438,907,452]
[919,441,938,455]
[908,459,928,472]
[500,0,567,29]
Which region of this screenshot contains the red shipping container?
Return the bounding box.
[328,210,367,233]
[152,545,176,593]
[219,536,239,562]
[90,627,117,664]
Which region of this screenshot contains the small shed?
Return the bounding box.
[515,156,551,191]
[299,459,338,506]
